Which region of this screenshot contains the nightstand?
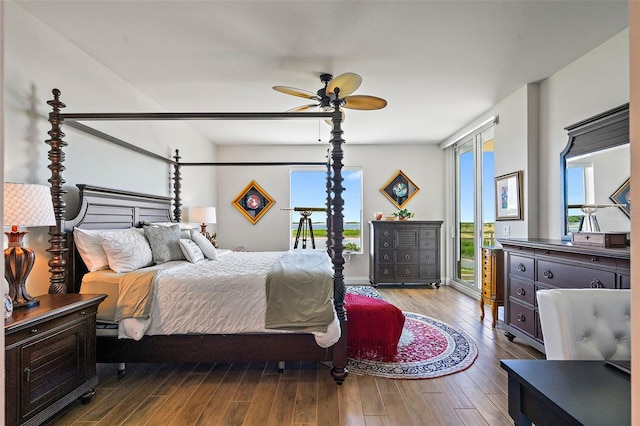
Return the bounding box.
[5,293,106,426]
[480,246,504,327]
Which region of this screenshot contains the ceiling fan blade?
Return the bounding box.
[273,86,321,100]
[343,95,388,110]
[326,72,362,97]
[286,104,319,112]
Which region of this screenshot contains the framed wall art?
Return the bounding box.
[380,170,420,209]
[232,180,275,224]
[609,177,630,218]
[495,171,523,220]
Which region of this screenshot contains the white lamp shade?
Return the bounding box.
[190,206,217,224]
[3,183,56,228]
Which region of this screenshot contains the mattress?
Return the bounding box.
[81,250,340,347]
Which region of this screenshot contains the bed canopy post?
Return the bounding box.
[173,149,182,222]
[46,89,69,294]
[325,150,333,259]
[328,91,348,383]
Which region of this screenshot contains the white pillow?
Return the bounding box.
[190,229,218,260]
[73,228,110,272]
[178,238,205,263]
[99,228,153,273]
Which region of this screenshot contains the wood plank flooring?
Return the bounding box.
[44,285,544,426]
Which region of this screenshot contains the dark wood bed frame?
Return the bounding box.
[44,89,349,384]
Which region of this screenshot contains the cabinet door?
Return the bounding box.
[20,322,87,422]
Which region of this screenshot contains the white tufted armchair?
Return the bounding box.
[537,288,631,360]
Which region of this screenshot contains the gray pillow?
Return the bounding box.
[143,224,185,264]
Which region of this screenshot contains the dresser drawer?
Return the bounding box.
[377,249,393,264]
[395,264,419,278]
[420,264,439,279]
[5,308,96,348]
[418,250,437,266]
[376,265,394,279]
[509,255,534,280]
[377,237,395,249]
[419,228,438,240]
[508,300,536,337]
[396,249,418,264]
[419,237,437,250]
[537,260,616,289]
[508,278,535,306]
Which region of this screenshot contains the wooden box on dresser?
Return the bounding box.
[369,220,443,287]
[498,238,630,353]
[5,293,106,426]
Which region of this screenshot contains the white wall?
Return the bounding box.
[4,2,218,296]
[217,143,446,282]
[537,29,630,238]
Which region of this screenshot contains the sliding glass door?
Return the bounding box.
[453,123,495,290]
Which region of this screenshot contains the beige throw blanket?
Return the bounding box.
[114,269,157,321]
[265,251,335,332]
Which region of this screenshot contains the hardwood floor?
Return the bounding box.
[45,285,544,426]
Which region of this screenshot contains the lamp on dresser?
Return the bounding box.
[190,206,217,240]
[3,182,56,309]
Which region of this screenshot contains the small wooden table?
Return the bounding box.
[500,359,630,426]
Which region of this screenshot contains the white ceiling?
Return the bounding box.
[16,0,629,146]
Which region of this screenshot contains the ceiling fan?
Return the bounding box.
[273,72,387,122]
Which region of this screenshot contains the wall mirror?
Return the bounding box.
[561,103,630,238]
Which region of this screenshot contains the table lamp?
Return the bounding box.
[4,183,56,309]
[190,206,217,238]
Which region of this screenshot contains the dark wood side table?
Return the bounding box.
[500,359,631,426]
[5,293,106,426]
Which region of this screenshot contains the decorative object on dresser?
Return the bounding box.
[380,169,420,209]
[232,180,276,224]
[480,246,504,328]
[5,293,106,426]
[571,231,627,248]
[189,206,216,237]
[498,238,630,353]
[3,183,56,309]
[369,220,443,288]
[494,171,523,220]
[392,208,414,220]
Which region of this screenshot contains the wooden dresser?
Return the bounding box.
[369,220,443,287]
[498,238,630,353]
[5,293,106,426]
[480,246,504,328]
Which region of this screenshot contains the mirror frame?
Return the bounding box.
[560,103,629,238]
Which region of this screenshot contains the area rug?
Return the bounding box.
[343,286,478,379]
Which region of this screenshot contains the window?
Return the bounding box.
[290,168,363,253]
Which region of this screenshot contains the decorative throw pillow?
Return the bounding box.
[142,221,193,239]
[190,229,218,260]
[99,228,153,273]
[144,224,185,264]
[178,238,205,263]
[73,228,110,272]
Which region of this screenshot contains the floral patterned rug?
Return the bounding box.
[344,286,478,379]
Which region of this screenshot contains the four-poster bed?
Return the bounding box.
[44,88,349,384]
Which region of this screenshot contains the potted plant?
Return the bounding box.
[393,208,414,220]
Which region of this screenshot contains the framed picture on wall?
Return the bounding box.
[232,180,275,224]
[609,177,631,218]
[380,170,420,209]
[495,171,523,220]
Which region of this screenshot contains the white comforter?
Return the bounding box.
[86,250,341,348]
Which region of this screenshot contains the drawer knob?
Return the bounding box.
[404,269,410,275]
[425,254,431,260]
[425,242,431,247]
[543,269,553,279]
[383,254,389,260]
[591,257,600,262]
[383,242,389,248]
[516,288,525,296]
[24,367,31,382]
[81,310,87,315]
[517,263,526,272]
[405,254,410,260]
[590,279,604,288]
[517,313,526,322]
[383,269,390,275]
[383,231,390,237]
[30,328,38,334]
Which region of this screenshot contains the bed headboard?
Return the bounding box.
[63,184,173,292]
